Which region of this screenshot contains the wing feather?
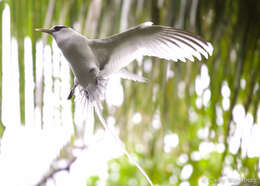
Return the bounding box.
[89,22,213,78]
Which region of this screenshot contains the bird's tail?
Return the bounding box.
[78,77,108,108]
[76,76,153,186]
[79,69,146,106]
[93,102,154,186]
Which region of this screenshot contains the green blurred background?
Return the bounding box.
[0,0,260,185]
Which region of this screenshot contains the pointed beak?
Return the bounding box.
[35,28,53,34]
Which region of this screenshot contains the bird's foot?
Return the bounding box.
[67,89,74,100]
[67,84,77,100]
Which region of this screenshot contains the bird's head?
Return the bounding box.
[35,25,68,35]
[35,25,75,44]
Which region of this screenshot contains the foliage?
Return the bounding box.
[0,0,260,185]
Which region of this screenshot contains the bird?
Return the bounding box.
[36,22,213,105]
[35,22,213,186]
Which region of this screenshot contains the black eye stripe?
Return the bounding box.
[53,25,67,31]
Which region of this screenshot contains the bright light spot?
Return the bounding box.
[195,65,210,101]
[188,108,198,122]
[218,134,225,143]
[110,162,120,173]
[152,110,161,130]
[144,58,152,73]
[166,63,174,80]
[136,56,143,66]
[3,37,21,125]
[152,84,158,102]
[191,151,201,161]
[230,49,237,62]
[137,69,143,79]
[180,181,190,186]
[228,112,252,156]
[143,131,153,141]
[169,175,178,184]
[199,141,214,157]
[200,64,210,90]
[229,135,241,155]
[232,104,245,123]
[210,130,215,138]
[177,154,189,165]
[135,143,145,153]
[216,105,223,126]
[158,0,164,7]
[242,113,256,157]
[152,119,161,130]
[201,65,208,79]
[42,45,55,127]
[217,177,240,186]
[180,164,193,180]
[221,82,231,111]
[195,76,203,96]
[197,127,209,139]
[110,162,120,181]
[164,133,179,152]
[73,22,81,32]
[165,163,174,172]
[202,88,211,106]
[248,124,260,157]
[35,40,44,124]
[68,129,123,185]
[198,176,209,186]
[221,167,241,185]
[0,125,72,186]
[221,81,231,111]
[132,112,142,124]
[107,116,116,126]
[178,81,185,98]
[224,155,233,165]
[106,75,124,106]
[240,79,246,89]
[53,171,70,186]
[2,4,21,127]
[24,37,35,126]
[128,178,138,186]
[222,98,230,111]
[195,97,202,109]
[221,82,231,98]
[143,21,153,26]
[245,113,254,124]
[257,106,260,125]
[215,143,225,153]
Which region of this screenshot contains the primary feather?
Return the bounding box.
[89,22,213,78]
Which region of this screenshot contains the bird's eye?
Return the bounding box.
[53,26,67,32]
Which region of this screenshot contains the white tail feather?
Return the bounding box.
[93,103,154,186]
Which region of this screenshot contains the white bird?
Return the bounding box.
[36,22,213,186]
[36,22,213,104]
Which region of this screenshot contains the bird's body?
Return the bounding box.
[54,28,98,88]
[36,22,213,103]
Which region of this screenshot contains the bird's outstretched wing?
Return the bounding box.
[89,22,213,78]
